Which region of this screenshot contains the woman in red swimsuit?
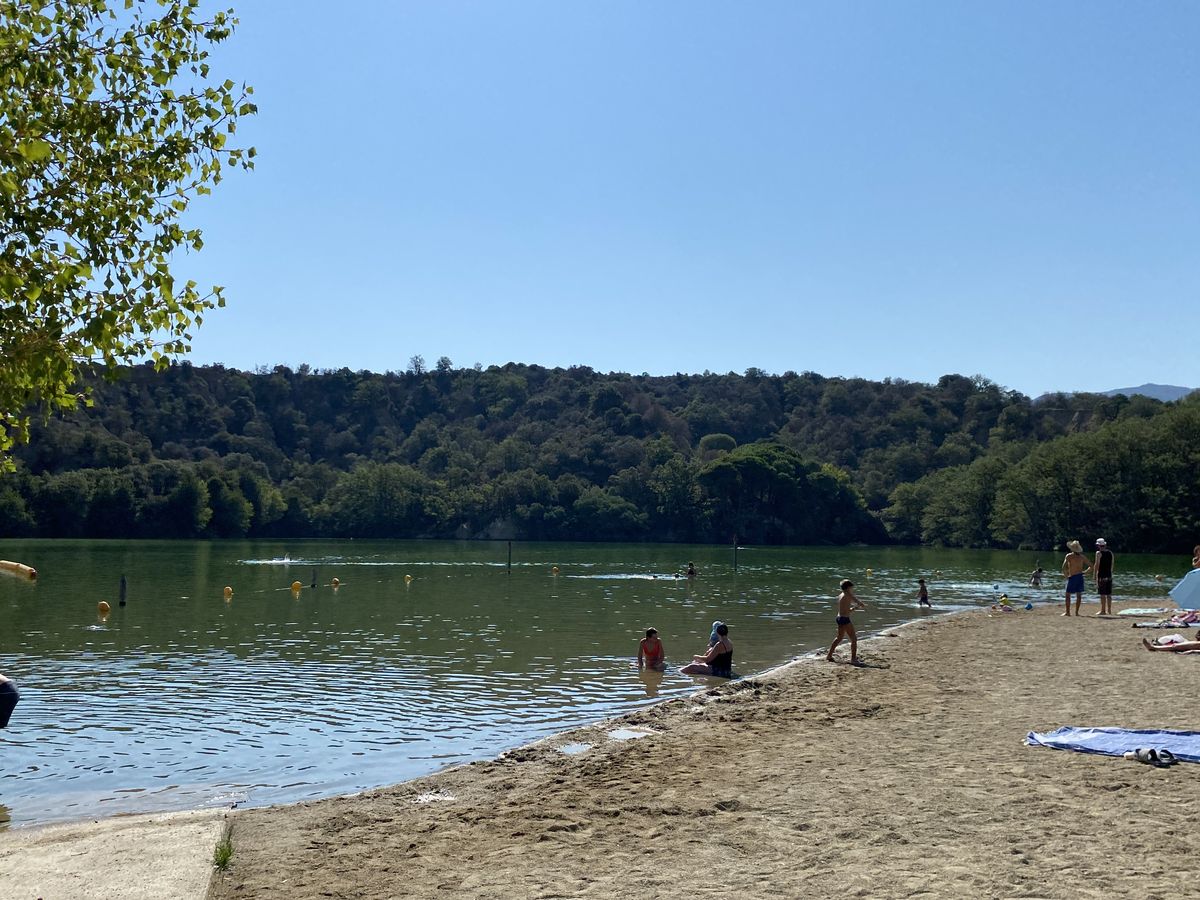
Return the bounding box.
[638,628,666,672]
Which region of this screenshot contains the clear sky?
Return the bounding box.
[179,1,1198,398]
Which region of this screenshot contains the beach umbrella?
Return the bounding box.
[1169,569,1200,610]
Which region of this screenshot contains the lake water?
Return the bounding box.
[0,540,1183,829]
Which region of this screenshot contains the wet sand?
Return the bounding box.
[205,600,1196,899]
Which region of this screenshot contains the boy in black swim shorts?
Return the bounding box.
[827,579,866,665]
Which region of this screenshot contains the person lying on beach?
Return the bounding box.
[0,673,19,729]
[827,579,866,665]
[680,623,733,677]
[1160,610,1200,626]
[1143,637,1200,653]
[637,628,667,672]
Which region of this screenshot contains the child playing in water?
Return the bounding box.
[827,579,866,665]
[637,628,666,671]
[918,578,931,607]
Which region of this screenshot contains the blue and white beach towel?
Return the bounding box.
[1027,727,1200,762]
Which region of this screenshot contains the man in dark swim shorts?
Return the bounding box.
[1093,538,1115,616]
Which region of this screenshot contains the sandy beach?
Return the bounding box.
[203,601,1195,899]
[4,600,1195,899]
[0,808,226,899]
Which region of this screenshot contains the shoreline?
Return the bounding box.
[209,598,1198,899]
[5,599,1194,898]
[0,604,953,833]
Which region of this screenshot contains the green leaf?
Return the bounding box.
[16,140,53,162]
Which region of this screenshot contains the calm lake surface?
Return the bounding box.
[0,539,1184,828]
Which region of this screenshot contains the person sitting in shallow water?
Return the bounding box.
[637,628,666,672]
[681,623,733,678]
[0,673,19,729]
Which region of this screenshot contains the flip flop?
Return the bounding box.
[1134,748,1161,765]
[1158,749,1178,766]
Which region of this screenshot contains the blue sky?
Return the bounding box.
[180,1,1198,397]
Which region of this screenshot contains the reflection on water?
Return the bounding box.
[0,539,1183,828]
[637,669,665,698]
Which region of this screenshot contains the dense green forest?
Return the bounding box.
[1,360,1196,552]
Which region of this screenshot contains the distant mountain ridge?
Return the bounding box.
[1101,383,1196,402]
[1035,383,1195,403]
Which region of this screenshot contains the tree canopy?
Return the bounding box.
[4,360,1194,551]
[0,0,254,459]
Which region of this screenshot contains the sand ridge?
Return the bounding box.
[206,601,1197,899]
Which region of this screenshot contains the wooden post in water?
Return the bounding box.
[311,568,318,588]
[507,541,512,574]
[119,574,127,607]
[733,536,738,573]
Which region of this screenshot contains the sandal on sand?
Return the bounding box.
[1134,748,1162,765]
[1158,749,1178,766]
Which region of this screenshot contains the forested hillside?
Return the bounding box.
[1,360,1196,552]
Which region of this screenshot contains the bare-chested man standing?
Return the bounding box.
[1061,540,1091,617]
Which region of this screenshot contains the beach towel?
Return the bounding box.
[1117,608,1175,617]
[1133,621,1199,629]
[1026,727,1200,762]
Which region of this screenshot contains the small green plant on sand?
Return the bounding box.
[213,834,234,870]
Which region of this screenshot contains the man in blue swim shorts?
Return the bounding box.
[1061,540,1091,617]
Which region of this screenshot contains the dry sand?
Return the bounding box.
[205,601,1197,899]
[0,807,226,899]
[4,600,1195,899]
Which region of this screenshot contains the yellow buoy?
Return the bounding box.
[291,581,302,592]
[97,600,111,614]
